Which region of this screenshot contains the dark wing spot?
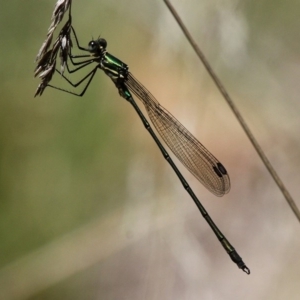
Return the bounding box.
[213,166,222,177]
[217,162,227,175]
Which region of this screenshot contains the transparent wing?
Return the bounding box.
[126,73,230,196]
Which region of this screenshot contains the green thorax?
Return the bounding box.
[101,52,128,81]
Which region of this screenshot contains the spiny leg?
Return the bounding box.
[68,54,95,67]
[48,26,98,96]
[71,26,89,52]
[65,58,95,73]
[64,26,94,66]
[48,66,98,96]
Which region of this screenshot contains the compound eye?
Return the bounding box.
[98,38,107,49]
[88,41,97,52]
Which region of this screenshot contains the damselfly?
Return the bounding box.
[45,26,249,274]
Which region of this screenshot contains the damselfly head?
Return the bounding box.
[88,38,107,54]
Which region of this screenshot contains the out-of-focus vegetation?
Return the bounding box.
[0,0,300,299]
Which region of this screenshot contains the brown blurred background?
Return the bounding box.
[0,0,300,299]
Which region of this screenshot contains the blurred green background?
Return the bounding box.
[0,0,300,299]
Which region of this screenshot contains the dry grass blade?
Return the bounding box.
[34,0,73,96]
[163,0,300,222]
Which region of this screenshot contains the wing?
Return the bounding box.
[126,73,230,196]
